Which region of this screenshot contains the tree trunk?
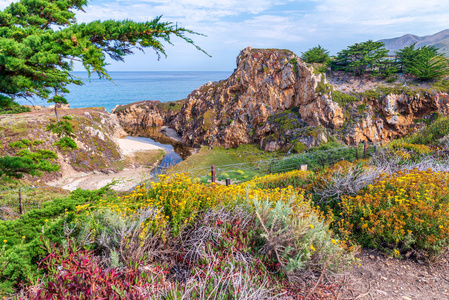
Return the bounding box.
[54,105,59,122]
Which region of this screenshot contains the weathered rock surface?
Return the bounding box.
[342,92,449,145]
[114,47,449,150]
[112,100,183,127]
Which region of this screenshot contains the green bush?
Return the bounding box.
[408,116,449,145]
[55,137,78,150]
[0,96,30,115]
[0,188,112,294]
[292,142,307,154]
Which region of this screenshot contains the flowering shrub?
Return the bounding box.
[337,169,449,256]
[388,141,432,160]
[80,173,301,237]
[244,169,313,189]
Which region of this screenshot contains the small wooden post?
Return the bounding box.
[300,165,308,171]
[355,146,359,160]
[18,189,22,215]
[226,178,231,186]
[363,142,367,159]
[374,144,378,155]
[211,165,216,183]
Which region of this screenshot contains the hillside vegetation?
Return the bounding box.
[1,116,449,298]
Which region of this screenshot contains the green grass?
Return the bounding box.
[166,144,279,178]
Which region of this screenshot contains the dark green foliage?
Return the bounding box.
[0,0,206,106]
[396,44,449,80]
[301,45,330,64]
[332,40,389,76]
[9,140,27,149]
[358,89,381,100]
[408,116,449,145]
[0,188,112,294]
[0,149,59,178]
[46,120,75,138]
[55,136,78,150]
[0,96,30,115]
[62,115,72,120]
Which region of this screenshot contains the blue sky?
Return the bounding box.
[3,0,449,71]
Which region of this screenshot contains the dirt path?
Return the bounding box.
[338,249,449,299]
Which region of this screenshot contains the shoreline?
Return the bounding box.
[47,137,167,192]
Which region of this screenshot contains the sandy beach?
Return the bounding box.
[48,137,165,191]
[116,138,163,155]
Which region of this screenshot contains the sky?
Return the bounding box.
[2,0,449,71]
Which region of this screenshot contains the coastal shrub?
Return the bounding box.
[310,160,379,207]
[25,244,163,299]
[46,120,75,138]
[292,141,307,153]
[54,136,78,150]
[21,174,355,298]
[0,96,30,115]
[271,144,372,173]
[388,141,432,160]
[0,149,60,179]
[408,116,449,145]
[253,197,354,277]
[315,80,333,94]
[27,214,279,299]
[245,170,313,190]
[331,91,358,107]
[337,169,449,257]
[81,173,300,237]
[0,188,112,294]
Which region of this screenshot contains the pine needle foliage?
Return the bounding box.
[0,0,207,106]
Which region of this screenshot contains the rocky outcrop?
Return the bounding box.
[168,47,345,150]
[113,47,449,151]
[341,92,449,145]
[112,100,183,127]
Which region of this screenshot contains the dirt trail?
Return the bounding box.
[338,249,449,299]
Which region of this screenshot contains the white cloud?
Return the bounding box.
[3,0,449,70]
[0,0,16,10]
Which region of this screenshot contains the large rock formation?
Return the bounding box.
[112,100,184,127]
[113,47,449,150]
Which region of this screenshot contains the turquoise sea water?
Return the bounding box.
[18,71,232,112]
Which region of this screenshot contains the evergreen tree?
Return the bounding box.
[0,0,206,179]
[332,40,388,76]
[396,44,449,80]
[301,45,330,64]
[0,0,206,110]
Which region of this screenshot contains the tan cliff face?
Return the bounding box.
[113,47,449,150]
[342,92,449,145]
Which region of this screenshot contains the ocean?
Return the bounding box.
[18,71,232,112]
